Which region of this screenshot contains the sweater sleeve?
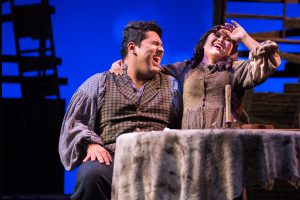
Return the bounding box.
[160,60,189,81]
[232,40,281,89]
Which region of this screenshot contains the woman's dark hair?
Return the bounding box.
[190,25,238,70]
[121,21,162,59]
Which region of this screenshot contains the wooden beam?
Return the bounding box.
[279,52,300,64]
[227,0,299,3]
[249,29,300,38]
[2,55,62,72]
[226,13,283,20]
[213,0,226,25]
[238,51,300,65]
[272,71,300,77]
[2,14,12,23]
[284,83,300,94]
[285,18,300,29]
[2,76,67,85]
[252,36,300,44]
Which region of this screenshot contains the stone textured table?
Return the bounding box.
[112,129,300,200]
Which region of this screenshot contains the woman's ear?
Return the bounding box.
[128,42,136,55]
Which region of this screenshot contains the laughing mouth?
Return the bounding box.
[153,56,161,65]
[213,42,224,51]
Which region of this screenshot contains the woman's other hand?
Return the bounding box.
[109,59,124,75]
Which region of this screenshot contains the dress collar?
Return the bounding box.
[198,62,215,72]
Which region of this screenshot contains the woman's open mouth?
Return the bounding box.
[213,42,224,51]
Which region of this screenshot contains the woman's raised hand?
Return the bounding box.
[221,20,248,42]
[222,20,261,51]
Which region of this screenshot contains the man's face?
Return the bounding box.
[203,30,233,63]
[134,31,164,78]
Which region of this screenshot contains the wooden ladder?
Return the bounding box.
[2,0,67,99]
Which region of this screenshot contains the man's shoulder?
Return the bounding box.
[78,72,107,96]
[81,72,106,86]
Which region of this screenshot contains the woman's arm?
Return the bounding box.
[160,61,189,80]
[223,21,281,88]
[109,59,189,81]
[232,40,281,89]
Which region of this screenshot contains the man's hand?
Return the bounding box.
[83,144,113,165]
[109,60,124,75]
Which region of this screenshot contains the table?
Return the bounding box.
[112,129,300,200]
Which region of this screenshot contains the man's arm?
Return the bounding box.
[58,73,112,171]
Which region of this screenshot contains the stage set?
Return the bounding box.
[1,0,300,199]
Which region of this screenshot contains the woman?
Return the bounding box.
[111,21,281,129]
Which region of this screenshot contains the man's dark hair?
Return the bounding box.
[121,21,162,59]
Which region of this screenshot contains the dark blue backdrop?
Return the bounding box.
[2,0,299,194]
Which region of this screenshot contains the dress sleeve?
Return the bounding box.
[232,40,281,89]
[59,73,106,171]
[160,60,189,80]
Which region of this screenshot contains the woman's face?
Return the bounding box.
[203,30,233,64]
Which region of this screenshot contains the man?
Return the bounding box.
[59,21,182,200]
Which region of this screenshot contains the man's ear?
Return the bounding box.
[128,42,137,55]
